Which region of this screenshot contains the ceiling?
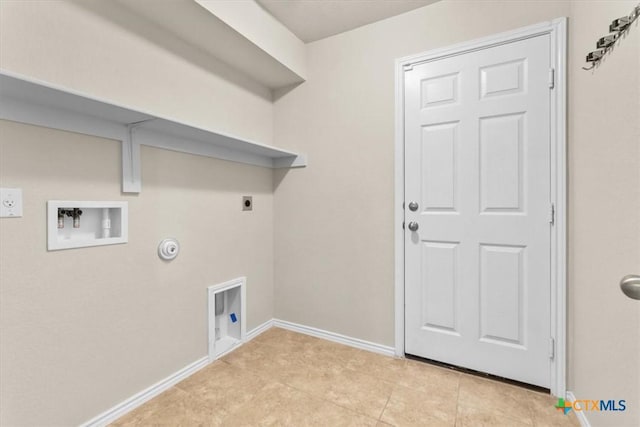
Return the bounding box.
[256,0,439,43]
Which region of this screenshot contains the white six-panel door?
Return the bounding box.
[404,34,552,387]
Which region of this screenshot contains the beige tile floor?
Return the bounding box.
[112,328,579,426]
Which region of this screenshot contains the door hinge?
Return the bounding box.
[549,203,555,225]
[549,338,555,359]
[548,68,555,89]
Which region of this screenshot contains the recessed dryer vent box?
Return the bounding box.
[47,201,128,251]
[208,277,246,361]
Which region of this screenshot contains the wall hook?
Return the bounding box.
[583,3,639,70]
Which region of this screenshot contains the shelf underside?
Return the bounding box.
[0,71,306,192]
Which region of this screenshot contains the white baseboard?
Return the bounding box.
[246,318,274,341]
[79,356,209,427]
[273,319,396,357]
[566,391,591,427]
[82,320,272,427]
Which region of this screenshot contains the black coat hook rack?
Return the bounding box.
[583,3,640,70]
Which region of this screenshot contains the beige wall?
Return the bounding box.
[568,2,640,426]
[0,121,275,425]
[274,1,639,425]
[0,1,276,425]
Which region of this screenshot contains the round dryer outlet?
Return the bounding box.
[158,238,180,260]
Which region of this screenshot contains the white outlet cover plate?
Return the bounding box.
[0,188,23,217]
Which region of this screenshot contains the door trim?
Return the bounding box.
[394,18,567,397]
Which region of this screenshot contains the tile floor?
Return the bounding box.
[112,328,579,426]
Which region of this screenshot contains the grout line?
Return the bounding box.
[378,390,393,422]
[244,342,388,423]
[453,375,462,427]
[277,378,380,423]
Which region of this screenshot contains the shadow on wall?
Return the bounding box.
[272,81,305,101]
[273,168,293,191]
[140,145,275,195]
[68,0,271,101]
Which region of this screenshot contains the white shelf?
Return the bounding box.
[0,70,306,193]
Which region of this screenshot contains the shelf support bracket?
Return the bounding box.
[122,119,154,194]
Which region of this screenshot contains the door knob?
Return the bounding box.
[408,221,419,232]
[408,202,419,212]
[620,274,640,300]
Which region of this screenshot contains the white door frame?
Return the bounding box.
[394,18,567,397]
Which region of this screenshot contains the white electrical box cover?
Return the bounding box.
[0,188,23,217]
[208,277,246,360]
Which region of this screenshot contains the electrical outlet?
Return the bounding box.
[0,188,23,217]
[242,196,252,211]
